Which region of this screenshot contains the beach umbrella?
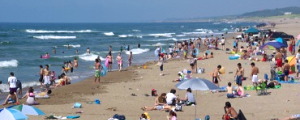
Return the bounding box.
[260,41,287,49]
[296,40,300,46]
[275,37,288,47]
[11,105,45,116]
[244,28,260,34]
[176,78,220,119]
[0,108,28,120]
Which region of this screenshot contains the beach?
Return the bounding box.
[1,18,299,120]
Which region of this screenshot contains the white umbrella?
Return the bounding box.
[176,78,220,119]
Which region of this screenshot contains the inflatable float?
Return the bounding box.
[41,54,50,59]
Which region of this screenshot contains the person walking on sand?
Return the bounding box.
[212,65,222,87]
[158,54,164,76]
[94,58,101,83]
[116,53,123,71]
[128,51,133,66]
[221,37,225,50]
[282,60,290,81]
[250,62,259,87]
[235,63,244,85]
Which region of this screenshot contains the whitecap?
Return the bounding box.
[0,59,18,68]
[132,29,141,32]
[147,33,175,38]
[125,48,150,55]
[33,35,76,40]
[63,44,81,48]
[78,53,105,61]
[147,38,177,42]
[144,42,167,46]
[25,29,94,33]
[103,32,114,36]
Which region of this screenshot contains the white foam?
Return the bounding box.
[125,48,150,55]
[0,81,39,93]
[103,32,114,36]
[147,38,177,42]
[118,34,142,38]
[78,53,105,61]
[132,29,141,32]
[63,44,81,48]
[33,35,76,40]
[144,42,167,46]
[26,29,94,33]
[147,33,175,38]
[0,59,18,68]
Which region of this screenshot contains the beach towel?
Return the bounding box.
[66,115,80,119]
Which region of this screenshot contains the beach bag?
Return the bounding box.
[113,114,126,120]
[175,103,182,111]
[73,102,82,108]
[197,68,205,74]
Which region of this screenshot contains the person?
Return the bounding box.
[173,72,184,82]
[138,43,141,48]
[282,59,290,81]
[270,58,277,80]
[234,63,244,85]
[2,91,19,105]
[74,58,78,68]
[86,47,90,54]
[158,54,164,76]
[296,49,300,77]
[116,53,123,71]
[43,65,51,91]
[109,45,112,55]
[289,37,296,55]
[68,61,74,73]
[94,58,101,83]
[275,49,283,71]
[39,65,44,87]
[209,52,214,58]
[250,62,259,87]
[52,47,56,54]
[189,58,197,73]
[278,114,300,120]
[75,49,79,54]
[180,88,195,105]
[142,93,173,111]
[127,45,130,51]
[223,102,238,120]
[22,87,39,105]
[167,110,177,120]
[8,72,17,93]
[107,53,113,71]
[221,37,225,50]
[226,82,234,98]
[128,51,133,66]
[50,71,56,85]
[140,113,148,120]
[166,89,177,106]
[212,65,222,87]
[236,83,245,97]
[16,79,22,97]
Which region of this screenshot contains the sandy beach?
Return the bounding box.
[2,18,299,120]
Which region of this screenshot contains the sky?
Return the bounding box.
[0,0,299,23]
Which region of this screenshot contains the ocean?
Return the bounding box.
[0,22,257,92]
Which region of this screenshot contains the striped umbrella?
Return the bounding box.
[0,108,28,120]
[11,105,45,116]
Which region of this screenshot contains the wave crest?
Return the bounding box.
[26,29,94,33]
[33,35,76,39]
[0,59,18,68]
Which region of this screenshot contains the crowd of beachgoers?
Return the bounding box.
[1,22,300,120]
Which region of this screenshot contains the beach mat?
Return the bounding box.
[279,81,300,84]
[244,85,281,91]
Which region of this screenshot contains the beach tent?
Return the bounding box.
[244,28,260,34]
[260,41,287,49]
[275,38,288,47]
[0,108,28,120]
[176,78,219,119]
[11,104,45,116]
[287,56,296,66]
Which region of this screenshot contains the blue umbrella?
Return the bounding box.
[244,28,260,34]
[0,108,28,120]
[260,41,287,49]
[275,37,288,47]
[176,78,219,90]
[176,78,219,119]
[296,40,300,46]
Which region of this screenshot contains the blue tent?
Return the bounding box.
[260,41,287,49]
[275,37,288,47]
[244,28,260,34]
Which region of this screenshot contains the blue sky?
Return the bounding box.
[0,0,299,23]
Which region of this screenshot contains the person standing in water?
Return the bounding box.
[109,45,112,55]
[138,43,141,48]
[52,48,56,54]
[127,45,130,51]
[73,58,78,68]
[94,59,101,83]
[75,49,79,54]
[107,53,113,71]
[43,65,51,91]
[39,65,44,87]
[128,51,133,66]
[116,53,123,71]
[86,47,90,54]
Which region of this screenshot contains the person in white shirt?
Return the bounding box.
[166,89,177,105]
[221,37,226,50]
[8,72,17,93]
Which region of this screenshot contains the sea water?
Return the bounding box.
[0,22,257,92]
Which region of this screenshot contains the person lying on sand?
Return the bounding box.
[142,93,173,111]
